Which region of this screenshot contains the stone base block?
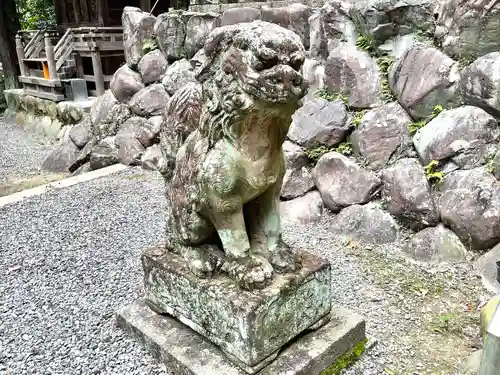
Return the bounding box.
[117,299,366,375]
[141,247,332,371]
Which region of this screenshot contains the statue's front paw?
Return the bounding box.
[222,255,274,290]
[182,245,224,278]
[270,242,302,274]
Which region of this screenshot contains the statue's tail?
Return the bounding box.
[159,82,203,181]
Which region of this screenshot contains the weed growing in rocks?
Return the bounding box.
[142,39,158,54]
[458,53,478,69]
[356,35,375,54]
[316,88,349,106]
[408,105,445,135]
[376,56,396,103]
[335,141,353,156]
[305,145,331,163]
[424,160,444,184]
[321,338,367,375]
[350,110,366,127]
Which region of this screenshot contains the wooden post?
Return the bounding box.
[15,35,27,76]
[91,50,105,96]
[72,0,81,25]
[44,33,58,80]
[75,54,84,78]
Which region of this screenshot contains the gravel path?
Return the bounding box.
[0,120,56,184]
[0,167,491,375]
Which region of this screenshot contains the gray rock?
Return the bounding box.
[389,46,461,120]
[283,141,308,171]
[90,90,131,140]
[281,191,324,224]
[404,224,468,262]
[110,64,145,104]
[89,137,119,170]
[221,7,261,26]
[68,118,92,149]
[281,167,315,200]
[438,167,500,250]
[491,149,500,180]
[141,144,167,172]
[324,43,383,109]
[115,117,148,165]
[351,102,413,171]
[41,139,80,173]
[288,98,349,149]
[68,140,95,173]
[460,52,500,118]
[154,11,186,62]
[122,6,157,68]
[129,84,170,117]
[477,244,500,293]
[261,4,313,49]
[138,50,168,85]
[138,116,163,148]
[309,1,358,61]
[312,151,381,212]
[377,34,420,59]
[435,0,500,59]
[329,203,400,244]
[349,0,435,43]
[413,106,498,169]
[161,59,197,95]
[381,158,439,229]
[301,59,325,103]
[184,13,220,59]
[57,102,84,124]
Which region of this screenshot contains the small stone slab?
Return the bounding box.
[141,247,332,372]
[116,299,366,375]
[477,245,500,294]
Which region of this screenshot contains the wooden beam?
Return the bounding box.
[81,0,90,22]
[19,76,62,87]
[72,0,81,25]
[60,0,68,25]
[141,0,152,12]
[44,34,58,80]
[96,0,108,26]
[83,74,113,82]
[75,54,84,78]
[91,51,105,96]
[23,89,65,102]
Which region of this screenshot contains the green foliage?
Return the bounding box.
[376,56,395,75]
[486,159,496,174]
[321,339,367,375]
[457,54,477,69]
[335,141,352,156]
[424,160,444,184]
[376,56,396,103]
[432,313,455,334]
[142,39,159,54]
[381,77,395,103]
[356,35,375,53]
[305,146,330,163]
[16,0,56,30]
[408,105,445,135]
[350,110,366,127]
[316,88,349,106]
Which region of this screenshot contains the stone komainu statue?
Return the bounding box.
[159,21,308,290]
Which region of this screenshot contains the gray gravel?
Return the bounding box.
[0,166,489,375]
[0,120,56,183]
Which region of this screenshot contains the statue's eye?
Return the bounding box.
[290,56,304,71]
[253,60,264,71]
[260,56,278,70]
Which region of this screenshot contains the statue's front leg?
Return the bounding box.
[211,206,274,290]
[245,158,301,273]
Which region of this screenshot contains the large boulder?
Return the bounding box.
[138,49,168,85]
[161,59,197,96]
[389,46,461,120]
[288,98,349,149]
[438,167,500,250]
[110,64,145,104]
[324,43,383,109]
[184,13,220,59]
[281,166,315,200]
[351,102,413,171]
[68,117,92,149]
[261,4,313,49]
[329,203,400,244]
[154,11,186,62]
[122,7,157,68]
[42,139,80,173]
[435,0,500,59]
[283,140,309,170]
[309,0,358,61]
[349,0,435,42]
[115,117,147,165]
[90,91,131,140]
[89,137,119,171]
[460,52,500,118]
[129,84,170,117]
[413,106,498,169]
[221,7,261,26]
[141,144,167,172]
[312,151,381,212]
[280,191,324,224]
[381,158,439,230]
[138,116,163,147]
[404,224,468,262]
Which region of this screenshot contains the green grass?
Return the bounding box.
[321,339,368,375]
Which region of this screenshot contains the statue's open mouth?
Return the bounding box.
[242,64,306,104]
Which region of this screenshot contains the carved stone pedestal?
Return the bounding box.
[117,246,366,374]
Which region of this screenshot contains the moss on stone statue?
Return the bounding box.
[321,338,367,375]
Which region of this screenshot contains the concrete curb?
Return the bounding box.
[0,164,128,208]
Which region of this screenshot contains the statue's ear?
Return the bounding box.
[194,25,237,83]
